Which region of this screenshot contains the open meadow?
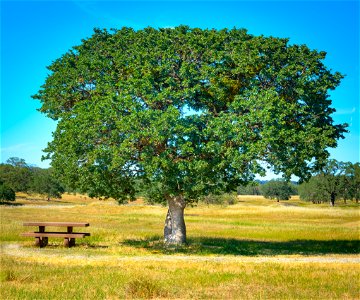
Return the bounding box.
[1,194,359,299]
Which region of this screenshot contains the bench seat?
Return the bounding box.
[21,232,90,238]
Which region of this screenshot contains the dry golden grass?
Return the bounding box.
[1,193,359,299]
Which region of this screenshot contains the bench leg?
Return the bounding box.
[34,237,47,248]
[64,238,76,247]
[35,237,42,247]
[42,237,48,247]
[64,238,70,247]
[69,238,76,247]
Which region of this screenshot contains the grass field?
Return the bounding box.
[1,193,359,299]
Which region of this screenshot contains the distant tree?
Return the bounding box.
[317,160,349,206]
[0,158,33,192]
[298,176,328,203]
[202,193,237,205]
[237,182,261,195]
[30,168,65,200]
[290,182,298,195]
[342,162,360,203]
[33,26,347,244]
[261,179,294,202]
[299,159,355,206]
[6,157,28,168]
[0,181,16,201]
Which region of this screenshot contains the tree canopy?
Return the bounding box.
[0,181,15,202]
[261,179,296,201]
[33,26,347,243]
[30,168,65,200]
[0,158,33,192]
[343,162,360,202]
[0,157,64,201]
[299,160,359,206]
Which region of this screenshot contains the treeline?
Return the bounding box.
[237,180,298,202]
[0,157,64,202]
[298,160,359,206]
[237,160,359,206]
[1,157,358,207]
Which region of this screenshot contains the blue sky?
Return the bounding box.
[1,1,359,176]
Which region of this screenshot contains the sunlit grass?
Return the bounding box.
[1,193,359,299]
[1,255,359,299]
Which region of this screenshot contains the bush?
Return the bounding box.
[261,179,294,202]
[30,168,65,200]
[0,162,33,192]
[0,183,15,201]
[237,183,262,195]
[202,193,237,205]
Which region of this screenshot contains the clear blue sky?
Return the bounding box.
[1,1,359,174]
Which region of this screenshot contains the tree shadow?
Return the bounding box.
[26,198,75,205]
[0,201,23,206]
[121,236,360,256]
[48,200,78,205]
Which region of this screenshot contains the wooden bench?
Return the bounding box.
[21,222,90,248]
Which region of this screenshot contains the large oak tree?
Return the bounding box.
[33,26,347,244]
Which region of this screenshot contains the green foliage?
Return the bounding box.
[298,176,328,203]
[5,157,27,168]
[299,160,358,205]
[342,162,360,202]
[0,157,65,200]
[30,168,65,200]
[261,179,294,201]
[0,182,15,201]
[33,26,347,205]
[0,158,33,192]
[237,182,261,195]
[143,180,168,205]
[202,193,238,205]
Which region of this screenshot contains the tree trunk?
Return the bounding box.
[164,209,172,239]
[330,192,335,207]
[164,196,186,244]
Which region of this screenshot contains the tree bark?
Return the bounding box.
[330,192,335,207]
[164,196,186,244]
[164,209,172,241]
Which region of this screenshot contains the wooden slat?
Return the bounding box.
[21,232,90,238]
[23,222,89,227]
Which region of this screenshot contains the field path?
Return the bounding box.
[3,243,359,265]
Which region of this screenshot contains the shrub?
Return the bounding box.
[261,179,293,202]
[202,193,237,205]
[237,182,262,195]
[0,183,16,201]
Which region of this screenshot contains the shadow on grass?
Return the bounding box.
[28,198,76,205]
[24,242,109,249]
[0,201,23,206]
[121,236,360,256]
